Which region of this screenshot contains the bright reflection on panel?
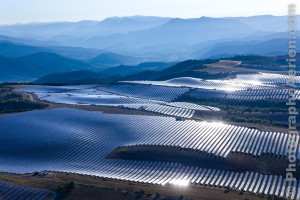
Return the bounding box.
[169,179,189,187]
[207,79,265,91]
[222,87,238,92]
[210,121,225,127]
[244,80,263,86]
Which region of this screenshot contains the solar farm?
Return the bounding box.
[0,107,299,199]
[190,88,300,100]
[0,71,298,199]
[19,84,219,118]
[125,72,300,88]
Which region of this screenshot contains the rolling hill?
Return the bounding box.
[0,40,106,60]
[0,52,93,82]
[35,54,298,84]
[0,16,171,41]
[195,38,300,59]
[100,62,174,76]
[35,70,107,84]
[0,55,43,81]
[0,41,48,58]
[15,52,90,74]
[34,62,175,84]
[89,52,144,67]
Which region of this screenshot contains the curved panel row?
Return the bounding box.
[123,77,274,90]
[190,88,300,100]
[98,162,299,199]
[0,109,298,167]
[0,181,54,200]
[234,73,300,85]
[0,109,299,199]
[96,84,189,101]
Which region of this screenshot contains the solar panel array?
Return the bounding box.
[0,109,299,199]
[190,88,300,100]
[234,73,300,85]
[19,85,220,118]
[21,84,189,102]
[41,93,158,105]
[122,74,300,101]
[96,84,189,101]
[124,121,300,159]
[123,103,219,118]
[2,108,298,161]
[124,73,300,89]
[138,104,195,118]
[124,78,272,91]
[0,181,54,200]
[166,102,220,111]
[20,85,95,93]
[8,73,300,200]
[101,165,299,199]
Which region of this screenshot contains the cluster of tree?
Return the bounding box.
[0,93,47,113]
[178,94,289,113]
[55,181,74,200]
[177,94,299,128]
[228,116,292,128]
[230,55,289,71]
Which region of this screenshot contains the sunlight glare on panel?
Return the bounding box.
[169,179,189,187]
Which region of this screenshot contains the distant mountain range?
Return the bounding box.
[0,41,106,59]
[0,52,90,82]
[195,38,300,59]
[0,15,298,82]
[89,52,144,67]
[100,62,174,76]
[0,15,298,61]
[0,44,173,82]
[0,16,170,40]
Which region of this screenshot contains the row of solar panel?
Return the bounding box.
[0,182,54,200]
[0,109,299,199]
[96,84,189,101]
[124,78,272,91]
[93,160,299,199]
[234,73,300,85]
[141,104,195,118]
[122,120,300,159]
[190,88,300,100]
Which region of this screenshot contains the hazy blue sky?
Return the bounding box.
[0,0,298,24]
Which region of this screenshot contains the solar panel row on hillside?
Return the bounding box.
[234,73,300,85]
[124,78,272,90]
[191,88,300,100]
[19,85,221,118]
[1,109,299,199]
[0,182,54,200]
[96,85,189,101]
